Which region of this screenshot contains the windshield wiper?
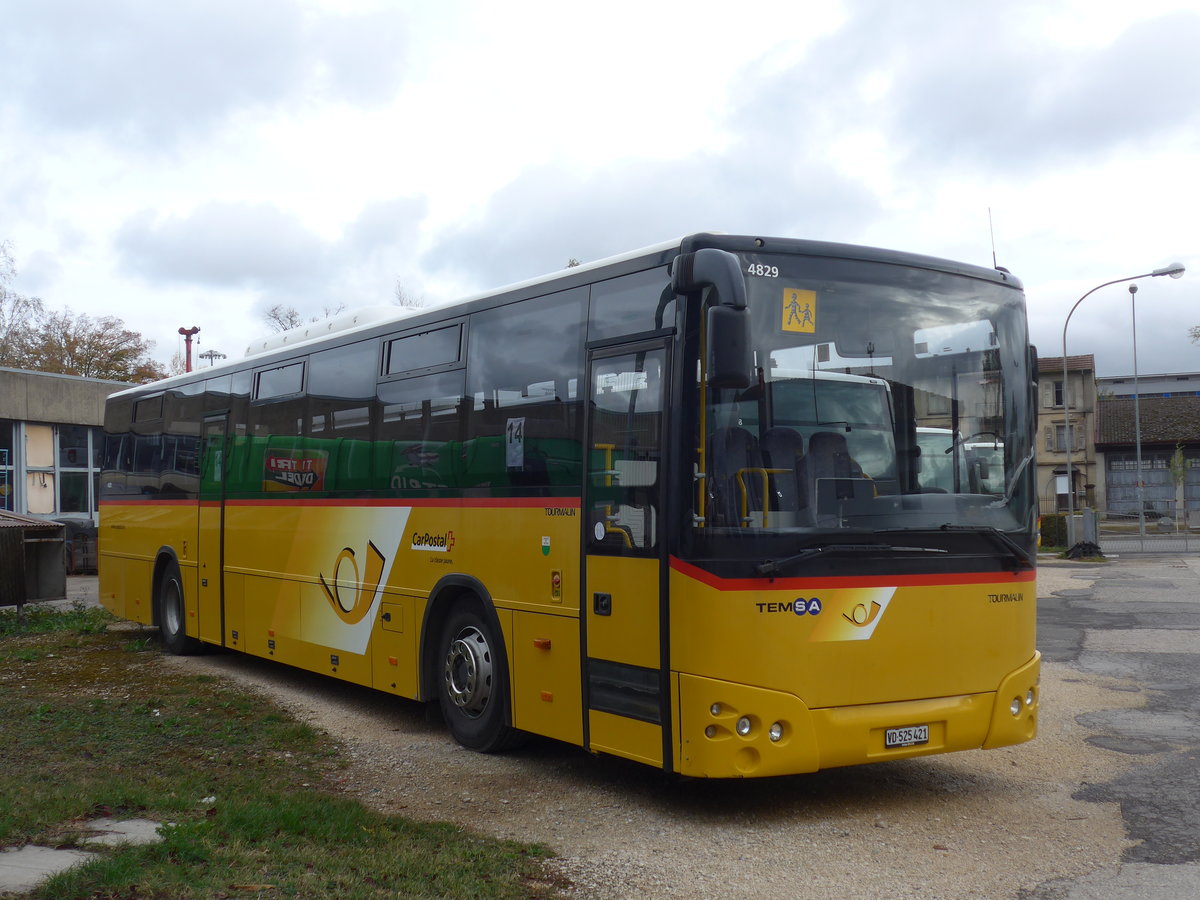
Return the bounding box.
[937,524,1035,570]
[757,542,948,577]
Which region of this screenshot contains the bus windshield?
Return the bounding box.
[698,251,1033,538]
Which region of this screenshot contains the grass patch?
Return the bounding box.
[0,602,113,637]
[0,608,560,899]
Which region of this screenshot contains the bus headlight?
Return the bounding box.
[736,716,752,736]
[1010,698,1022,717]
[1025,689,1035,707]
[768,722,784,743]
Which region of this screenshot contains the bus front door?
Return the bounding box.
[583,343,670,769]
[196,414,227,646]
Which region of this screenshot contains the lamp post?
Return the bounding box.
[1130,283,1146,538]
[1062,263,1185,547]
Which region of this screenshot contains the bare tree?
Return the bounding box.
[394,281,425,308]
[565,258,582,268]
[264,304,305,333]
[0,241,46,368]
[263,303,348,333]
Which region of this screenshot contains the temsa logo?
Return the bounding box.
[412,530,455,552]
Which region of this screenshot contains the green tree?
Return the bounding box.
[22,308,166,383]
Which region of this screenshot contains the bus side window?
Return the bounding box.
[465,289,585,492]
[377,371,466,493]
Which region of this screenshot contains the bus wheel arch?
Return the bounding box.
[420,577,524,752]
[153,549,201,655]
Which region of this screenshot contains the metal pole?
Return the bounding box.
[1131,284,1145,540]
[1060,265,1185,548]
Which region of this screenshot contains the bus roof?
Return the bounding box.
[109,233,1020,401]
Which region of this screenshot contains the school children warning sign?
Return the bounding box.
[781,288,817,334]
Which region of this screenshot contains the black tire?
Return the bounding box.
[436,603,524,752]
[157,559,202,655]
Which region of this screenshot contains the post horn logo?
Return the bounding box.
[318,542,385,625]
[843,600,884,627]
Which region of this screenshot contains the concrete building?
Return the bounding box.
[1098,371,1200,399]
[0,367,127,530]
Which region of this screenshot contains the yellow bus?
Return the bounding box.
[99,233,1039,777]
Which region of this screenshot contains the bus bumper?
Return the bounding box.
[675,653,1040,778]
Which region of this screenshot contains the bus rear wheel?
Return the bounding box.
[436,604,524,752]
[157,559,201,655]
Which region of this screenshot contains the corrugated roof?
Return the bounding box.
[1096,396,1200,446]
[0,511,64,530]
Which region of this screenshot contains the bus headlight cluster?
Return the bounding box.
[1010,686,1037,717]
[706,704,786,744]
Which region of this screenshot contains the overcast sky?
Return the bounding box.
[2,0,1197,377]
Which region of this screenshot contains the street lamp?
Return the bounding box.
[1061,263,1185,547]
[1130,283,1146,539]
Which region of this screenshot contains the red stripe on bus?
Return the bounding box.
[669,556,1036,591]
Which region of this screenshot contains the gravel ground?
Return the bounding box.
[160,563,1136,899]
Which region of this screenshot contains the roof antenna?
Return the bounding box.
[988,207,998,268]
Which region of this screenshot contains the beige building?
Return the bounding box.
[1036,354,1099,515]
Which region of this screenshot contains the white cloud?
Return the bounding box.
[0,0,1196,374]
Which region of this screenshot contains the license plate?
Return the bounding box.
[885,724,929,748]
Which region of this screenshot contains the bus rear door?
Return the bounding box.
[196,414,227,645]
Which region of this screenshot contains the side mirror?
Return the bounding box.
[707,305,752,389]
[672,248,751,388]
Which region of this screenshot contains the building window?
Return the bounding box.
[0,418,13,512]
[1046,420,1086,454]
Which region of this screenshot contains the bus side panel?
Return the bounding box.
[218,501,583,715]
[196,501,223,644]
[371,593,421,698]
[224,571,245,649]
[512,610,582,745]
[240,573,300,664]
[298,580,372,684]
[99,501,191,626]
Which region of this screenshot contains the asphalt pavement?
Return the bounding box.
[1027,555,1200,898]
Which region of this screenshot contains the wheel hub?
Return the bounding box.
[443,625,493,717]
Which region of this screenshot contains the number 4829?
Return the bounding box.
[746,263,779,278]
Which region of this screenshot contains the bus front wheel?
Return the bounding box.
[157,559,201,655]
[436,604,524,752]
